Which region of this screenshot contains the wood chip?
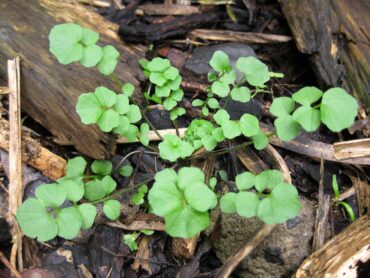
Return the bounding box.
[296,215,370,277]
[333,138,370,160]
[138,4,200,16]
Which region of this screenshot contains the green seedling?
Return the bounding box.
[148,168,217,238]
[332,175,356,222]
[123,229,154,252]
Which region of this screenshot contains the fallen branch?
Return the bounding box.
[0,118,66,180]
[7,57,23,272]
[189,29,293,44]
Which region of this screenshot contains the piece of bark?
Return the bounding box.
[0,118,66,180]
[106,214,164,232]
[0,0,146,159]
[279,0,370,110]
[189,29,293,44]
[296,215,370,277]
[333,139,370,160]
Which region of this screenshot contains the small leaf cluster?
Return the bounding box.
[184,119,224,151]
[332,175,356,222]
[270,87,358,141]
[123,229,154,252]
[158,134,194,162]
[213,109,269,150]
[148,168,217,238]
[131,184,148,205]
[16,157,122,242]
[140,58,184,116]
[49,23,119,75]
[220,170,301,224]
[76,86,148,144]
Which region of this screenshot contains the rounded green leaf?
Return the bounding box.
[210,50,230,72]
[49,23,83,65]
[207,98,220,109]
[269,97,295,117]
[66,156,87,178]
[163,98,177,111]
[184,182,217,212]
[239,113,260,137]
[230,87,251,103]
[252,132,269,150]
[101,175,117,195]
[35,183,66,208]
[292,86,323,105]
[91,160,112,175]
[214,109,230,126]
[212,127,225,142]
[220,192,237,213]
[16,198,58,242]
[150,72,167,86]
[255,170,284,192]
[126,105,142,123]
[56,207,82,239]
[81,28,99,45]
[192,99,204,107]
[167,75,182,91]
[235,191,259,218]
[113,115,130,135]
[177,167,205,190]
[274,115,300,141]
[97,45,120,75]
[84,179,106,201]
[201,135,217,151]
[236,56,270,87]
[148,181,183,217]
[165,206,209,238]
[139,123,150,146]
[320,88,358,132]
[211,81,230,97]
[147,57,171,72]
[155,85,171,97]
[202,106,209,116]
[158,135,193,162]
[58,178,84,202]
[235,172,255,191]
[121,124,139,142]
[119,165,133,177]
[76,93,102,124]
[78,203,97,229]
[222,120,241,139]
[103,200,121,221]
[257,183,301,224]
[94,86,117,107]
[80,44,102,67]
[155,168,178,184]
[209,177,217,189]
[292,106,321,132]
[113,94,130,115]
[171,89,184,102]
[122,83,135,97]
[97,109,120,132]
[220,70,236,84]
[164,66,179,80]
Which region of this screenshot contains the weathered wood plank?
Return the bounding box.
[0,0,146,159]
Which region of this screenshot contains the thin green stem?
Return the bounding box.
[173,119,180,136]
[188,141,253,160]
[313,103,321,109]
[88,177,154,205]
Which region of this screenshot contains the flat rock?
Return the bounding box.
[212,197,315,277]
[184,43,256,80]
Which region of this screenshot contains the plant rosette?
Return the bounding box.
[148,167,217,238]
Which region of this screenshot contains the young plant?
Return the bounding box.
[220,170,301,224]
[331,175,356,222]
[148,168,217,238]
